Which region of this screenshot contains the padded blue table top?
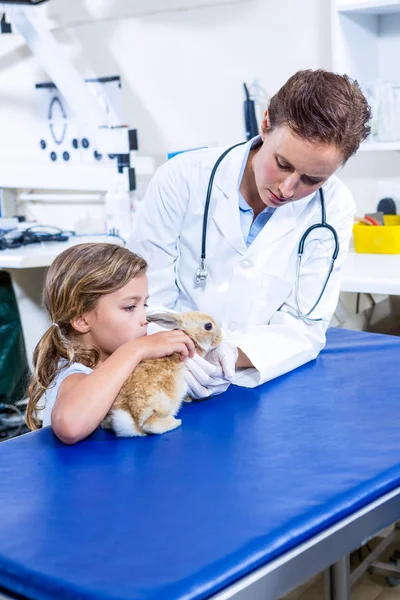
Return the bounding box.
[1,329,400,600]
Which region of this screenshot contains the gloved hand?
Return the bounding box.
[206,339,238,381]
[184,354,231,400]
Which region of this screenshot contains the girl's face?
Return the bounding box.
[252,123,344,208]
[83,274,149,359]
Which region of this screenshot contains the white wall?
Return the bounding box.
[339,151,400,217]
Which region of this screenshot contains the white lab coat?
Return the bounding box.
[128,140,355,388]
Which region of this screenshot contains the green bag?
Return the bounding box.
[0,271,29,404]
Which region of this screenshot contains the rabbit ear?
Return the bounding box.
[146,312,182,329]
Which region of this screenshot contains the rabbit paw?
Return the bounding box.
[183,394,193,403]
[142,415,182,435]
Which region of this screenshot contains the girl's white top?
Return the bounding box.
[38,362,93,427]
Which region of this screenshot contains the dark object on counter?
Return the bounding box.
[377,197,397,215]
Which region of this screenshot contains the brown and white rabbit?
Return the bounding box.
[101,311,222,437]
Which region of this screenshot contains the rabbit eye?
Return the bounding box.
[204,322,213,331]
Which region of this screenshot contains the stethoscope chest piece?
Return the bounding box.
[196,259,208,284]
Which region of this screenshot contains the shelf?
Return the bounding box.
[0,164,125,191]
[0,156,155,191]
[359,141,400,151]
[337,0,400,15]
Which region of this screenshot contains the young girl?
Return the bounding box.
[26,243,195,444]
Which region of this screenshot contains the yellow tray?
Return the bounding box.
[353,215,400,254]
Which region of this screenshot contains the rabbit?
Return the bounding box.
[101,311,222,437]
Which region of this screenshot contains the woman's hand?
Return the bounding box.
[184,354,232,399]
[206,339,239,379]
[133,331,196,362]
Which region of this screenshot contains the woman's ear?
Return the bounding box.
[260,110,271,139]
[70,315,91,334]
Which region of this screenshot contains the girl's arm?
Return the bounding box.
[51,331,195,445]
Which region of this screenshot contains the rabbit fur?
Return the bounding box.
[102,311,222,437]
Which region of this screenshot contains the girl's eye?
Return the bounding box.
[124,305,136,312]
[144,303,149,308]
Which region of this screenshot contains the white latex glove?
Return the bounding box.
[206,339,238,381]
[184,354,231,400]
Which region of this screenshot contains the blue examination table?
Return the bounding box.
[0,328,399,600]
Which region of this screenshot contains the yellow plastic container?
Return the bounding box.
[353,215,400,254]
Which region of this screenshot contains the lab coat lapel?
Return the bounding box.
[209,140,306,259]
[246,202,296,260]
[212,144,248,255]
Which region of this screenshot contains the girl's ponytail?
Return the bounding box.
[26,326,61,430]
[26,323,97,429]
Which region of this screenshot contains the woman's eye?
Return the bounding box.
[303,176,322,186]
[276,157,289,170]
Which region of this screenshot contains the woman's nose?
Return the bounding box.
[279,174,299,199]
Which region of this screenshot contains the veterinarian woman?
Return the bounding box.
[128,69,371,399]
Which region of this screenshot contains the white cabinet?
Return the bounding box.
[332,0,400,150]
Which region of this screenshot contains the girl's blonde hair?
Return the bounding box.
[26,243,147,430]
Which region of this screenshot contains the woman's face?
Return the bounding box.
[252,122,344,209]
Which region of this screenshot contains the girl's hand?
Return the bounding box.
[132,331,196,362]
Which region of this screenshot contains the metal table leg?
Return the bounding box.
[325,556,350,600]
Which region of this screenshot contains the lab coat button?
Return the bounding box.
[228,321,237,332]
[241,260,251,269]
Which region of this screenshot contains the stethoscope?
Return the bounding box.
[196,141,339,325]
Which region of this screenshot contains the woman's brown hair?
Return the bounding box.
[26,243,147,430]
[266,69,371,162]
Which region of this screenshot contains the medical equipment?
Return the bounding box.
[0,225,70,250]
[36,76,129,169]
[1,1,49,4]
[0,226,127,250]
[0,0,48,34]
[243,83,258,141]
[5,3,140,189]
[0,14,12,32]
[196,142,340,324]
